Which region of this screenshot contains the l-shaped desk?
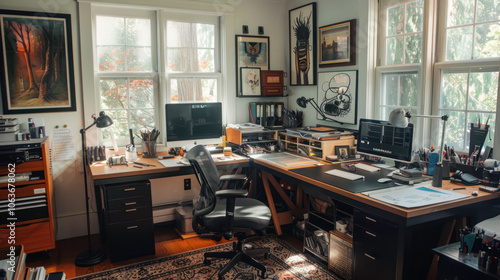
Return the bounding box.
[88,152,500,278]
[253,157,500,280]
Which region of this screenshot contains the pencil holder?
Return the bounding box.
[142,140,157,158]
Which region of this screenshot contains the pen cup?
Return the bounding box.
[125,146,138,161]
[141,140,157,158]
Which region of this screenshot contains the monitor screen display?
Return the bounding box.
[357,118,414,163]
[165,102,223,142]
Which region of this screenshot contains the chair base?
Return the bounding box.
[204,235,269,279]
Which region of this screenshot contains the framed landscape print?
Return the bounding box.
[0,9,76,114]
[235,35,269,97]
[319,19,356,68]
[317,71,358,124]
[240,67,261,96]
[289,2,316,86]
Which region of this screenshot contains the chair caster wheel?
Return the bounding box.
[264,253,270,259]
[204,259,211,265]
[260,271,267,279]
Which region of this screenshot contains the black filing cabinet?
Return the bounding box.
[353,210,398,280]
[101,180,155,262]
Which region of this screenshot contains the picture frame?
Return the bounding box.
[335,145,350,158]
[0,9,76,114]
[319,19,356,68]
[317,70,358,124]
[235,35,269,97]
[289,2,317,86]
[261,70,284,96]
[240,67,261,97]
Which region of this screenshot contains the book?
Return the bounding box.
[45,272,65,280]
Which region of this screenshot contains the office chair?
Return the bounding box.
[186,145,272,279]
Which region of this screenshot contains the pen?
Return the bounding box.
[133,161,156,167]
[453,188,466,190]
[133,165,143,169]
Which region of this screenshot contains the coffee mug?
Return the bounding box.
[336,220,348,233]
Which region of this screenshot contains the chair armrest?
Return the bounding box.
[220,174,247,181]
[215,189,248,198]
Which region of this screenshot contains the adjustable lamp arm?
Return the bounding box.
[405,112,449,163]
[296,97,344,125]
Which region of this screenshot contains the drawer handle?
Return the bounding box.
[365,231,377,237]
[365,216,377,223]
[364,253,376,260]
[125,208,137,212]
[127,226,138,230]
[123,188,136,192]
[125,202,137,206]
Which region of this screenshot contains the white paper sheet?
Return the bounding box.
[52,128,76,161]
[362,182,469,208]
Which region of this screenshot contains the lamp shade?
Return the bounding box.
[95,111,113,128]
[296,97,308,108]
[388,108,408,128]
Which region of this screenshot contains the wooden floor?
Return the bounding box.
[27,226,302,279]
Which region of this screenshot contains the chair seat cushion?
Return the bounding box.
[204,198,271,231]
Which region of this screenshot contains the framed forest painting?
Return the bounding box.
[0,9,76,114]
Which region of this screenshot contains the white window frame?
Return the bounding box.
[434,0,500,153]
[91,7,159,146]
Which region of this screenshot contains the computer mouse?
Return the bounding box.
[377,178,393,184]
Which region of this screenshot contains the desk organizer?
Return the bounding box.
[450,162,483,179]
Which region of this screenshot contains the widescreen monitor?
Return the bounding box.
[357,118,414,163]
[165,102,223,149]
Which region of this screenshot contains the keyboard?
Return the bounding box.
[325,169,365,181]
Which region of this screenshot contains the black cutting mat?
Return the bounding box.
[291,164,397,193]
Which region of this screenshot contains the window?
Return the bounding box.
[376,0,500,152]
[377,0,424,121]
[95,10,157,142]
[165,15,220,103]
[92,8,221,145]
[436,0,500,151]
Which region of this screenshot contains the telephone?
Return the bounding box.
[450,170,482,185]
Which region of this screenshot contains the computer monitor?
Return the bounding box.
[165,102,223,149]
[357,118,414,163]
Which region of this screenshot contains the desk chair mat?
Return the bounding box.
[292,165,397,193]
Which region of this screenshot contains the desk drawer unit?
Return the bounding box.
[353,210,398,280]
[102,180,155,262]
[108,218,155,262]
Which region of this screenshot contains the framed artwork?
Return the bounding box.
[335,145,350,158]
[317,71,358,124]
[0,9,76,114]
[261,70,284,96]
[319,19,356,68]
[289,2,316,86]
[235,35,269,97]
[240,67,261,97]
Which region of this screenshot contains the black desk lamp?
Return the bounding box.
[389,108,449,187]
[296,96,344,125]
[75,111,113,267]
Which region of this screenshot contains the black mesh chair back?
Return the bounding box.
[186,145,220,193]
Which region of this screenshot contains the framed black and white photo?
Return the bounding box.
[319,19,356,68]
[240,67,261,97]
[289,2,316,86]
[335,145,350,158]
[235,35,269,97]
[317,70,358,124]
[0,9,76,114]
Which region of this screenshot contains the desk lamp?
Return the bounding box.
[389,108,449,187]
[75,111,113,267]
[296,96,344,125]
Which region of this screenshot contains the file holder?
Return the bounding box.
[469,123,489,157]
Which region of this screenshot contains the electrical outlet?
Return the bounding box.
[184,178,191,190]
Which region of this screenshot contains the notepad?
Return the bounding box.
[354,163,380,172]
[325,169,365,181]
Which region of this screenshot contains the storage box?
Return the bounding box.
[175,206,194,234]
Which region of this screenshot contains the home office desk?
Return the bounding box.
[88,154,249,261]
[253,157,500,280]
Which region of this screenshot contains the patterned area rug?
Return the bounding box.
[71,235,339,279]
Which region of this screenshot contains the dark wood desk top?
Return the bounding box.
[90,153,249,180]
[254,158,500,219]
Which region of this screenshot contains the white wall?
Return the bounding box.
[0,0,290,240]
[284,0,375,129]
